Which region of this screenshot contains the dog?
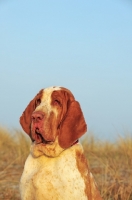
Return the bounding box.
[19,86,102,200]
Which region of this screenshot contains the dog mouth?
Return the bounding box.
[34,131,53,145]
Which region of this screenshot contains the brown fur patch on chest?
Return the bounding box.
[76,149,92,199]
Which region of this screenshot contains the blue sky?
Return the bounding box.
[0,0,132,140]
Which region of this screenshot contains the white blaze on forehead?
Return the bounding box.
[43,86,61,96]
[35,86,61,115]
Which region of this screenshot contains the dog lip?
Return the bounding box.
[35,131,53,144]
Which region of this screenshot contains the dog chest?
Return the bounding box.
[20,146,88,200]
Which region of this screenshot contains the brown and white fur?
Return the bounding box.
[19,86,102,200]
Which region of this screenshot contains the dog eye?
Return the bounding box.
[36,99,41,106]
[54,100,61,106]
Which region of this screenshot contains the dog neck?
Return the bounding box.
[30,137,79,158]
[30,137,65,158]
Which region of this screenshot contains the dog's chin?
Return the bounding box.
[33,132,53,145]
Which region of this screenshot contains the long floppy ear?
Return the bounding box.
[19,90,43,135]
[58,101,87,149]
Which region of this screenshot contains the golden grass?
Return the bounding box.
[83,132,132,200]
[0,126,30,200]
[0,127,132,200]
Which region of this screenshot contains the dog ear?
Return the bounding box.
[19,90,43,135]
[58,101,87,149]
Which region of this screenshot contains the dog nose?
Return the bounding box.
[31,111,44,122]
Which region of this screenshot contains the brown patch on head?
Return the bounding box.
[60,87,75,99]
[51,89,75,123]
[20,89,44,136]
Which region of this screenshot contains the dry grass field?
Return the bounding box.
[0,126,132,200]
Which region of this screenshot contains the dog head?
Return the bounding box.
[20,86,87,150]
